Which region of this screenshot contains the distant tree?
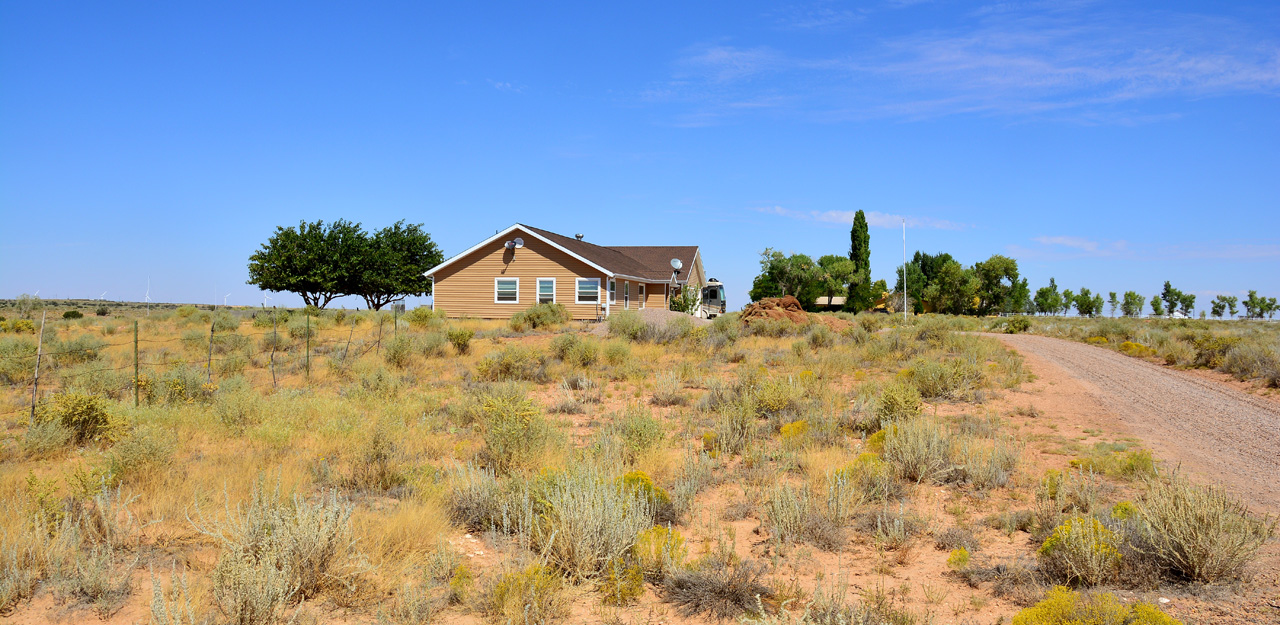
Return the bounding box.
[1074,288,1105,318]
[1225,295,1239,318]
[925,259,978,315]
[247,219,366,308]
[1178,293,1196,317]
[1061,289,1074,316]
[1108,292,1118,318]
[14,293,42,319]
[1034,279,1062,316]
[1150,294,1165,317]
[1243,290,1262,319]
[846,211,874,311]
[893,261,928,314]
[817,255,857,308]
[1009,278,1031,314]
[972,255,1020,315]
[1160,282,1184,317]
[749,273,783,302]
[351,220,444,310]
[1121,291,1145,317]
[1210,296,1227,319]
[754,249,821,301]
[1267,297,1279,320]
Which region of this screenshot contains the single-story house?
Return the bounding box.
[424,224,705,320]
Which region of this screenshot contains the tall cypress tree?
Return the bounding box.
[846,210,872,311]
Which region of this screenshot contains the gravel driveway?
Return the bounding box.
[991,333,1280,513]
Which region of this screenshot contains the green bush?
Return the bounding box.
[536,466,655,578]
[95,306,109,317]
[475,345,549,382]
[37,392,120,445]
[477,391,562,475]
[251,309,291,328]
[903,357,987,401]
[63,310,84,319]
[286,316,315,340]
[509,303,571,332]
[106,427,176,485]
[550,334,599,367]
[633,525,687,581]
[418,332,448,358]
[876,380,922,422]
[52,333,107,367]
[446,328,474,355]
[22,419,73,459]
[0,337,37,384]
[384,335,413,369]
[613,407,665,460]
[404,306,443,328]
[603,341,631,366]
[1005,317,1031,334]
[176,305,198,319]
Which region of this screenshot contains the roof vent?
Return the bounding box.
[575,233,584,241]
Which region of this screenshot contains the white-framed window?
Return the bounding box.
[576,278,600,304]
[623,282,630,309]
[638,284,645,308]
[537,278,556,304]
[495,277,519,304]
[608,279,616,304]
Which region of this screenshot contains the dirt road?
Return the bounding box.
[992,333,1280,514]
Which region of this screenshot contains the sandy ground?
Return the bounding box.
[989,333,1280,515]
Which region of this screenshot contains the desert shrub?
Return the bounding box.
[904,357,987,401]
[936,526,980,552]
[343,423,406,492]
[446,328,474,355]
[159,365,215,404]
[650,371,687,406]
[0,337,37,384]
[259,330,288,353]
[446,465,504,532]
[286,316,315,340]
[105,427,175,485]
[951,436,1021,490]
[251,309,291,328]
[403,306,443,328]
[882,418,952,483]
[859,506,927,550]
[62,309,83,319]
[1187,333,1241,368]
[1034,470,1101,539]
[808,325,835,349]
[383,335,413,369]
[509,303,571,332]
[779,420,809,450]
[1222,340,1280,387]
[1135,475,1275,583]
[193,482,369,607]
[549,333,599,367]
[6,319,36,333]
[477,390,563,475]
[669,452,718,521]
[1038,516,1121,586]
[598,558,645,606]
[37,392,120,445]
[94,306,110,316]
[1069,445,1156,480]
[1011,586,1181,625]
[748,318,802,338]
[418,332,448,358]
[175,305,198,318]
[708,402,758,458]
[602,340,631,366]
[947,547,971,570]
[148,568,201,625]
[662,558,772,620]
[752,376,803,417]
[633,525,687,581]
[211,313,240,333]
[1159,340,1194,366]
[607,310,646,341]
[830,453,901,509]
[536,466,654,578]
[52,333,108,367]
[63,541,136,618]
[1119,341,1156,358]
[22,419,73,459]
[475,345,549,382]
[485,564,567,624]
[765,484,844,551]
[612,407,665,461]
[619,470,674,523]
[876,381,922,422]
[1005,317,1031,334]
[214,386,263,429]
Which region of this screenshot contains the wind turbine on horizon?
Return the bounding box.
[145,279,151,316]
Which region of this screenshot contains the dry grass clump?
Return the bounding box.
[650,371,688,406]
[508,302,571,332]
[536,466,655,579]
[1069,444,1156,481]
[191,481,371,621]
[903,356,987,401]
[1037,516,1121,587]
[1135,475,1275,583]
[765,484,845,551]
[549,333,599,367]
[881,418,952,484]
[662,557,773,620]
[1221,339,1280,387]
[475,345,550,382]
[483,563,567,624]
[36,392,121,445]
[474,389,564,476]
[633,525,687,581]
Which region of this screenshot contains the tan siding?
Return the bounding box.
[433,228,607,320]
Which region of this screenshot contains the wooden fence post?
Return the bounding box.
[29,311,47,424]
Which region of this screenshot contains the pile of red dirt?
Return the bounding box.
[740,296,852,331]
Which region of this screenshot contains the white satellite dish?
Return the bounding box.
[504,240,515,250]
[514,237,524,248]
[670,258,683,270]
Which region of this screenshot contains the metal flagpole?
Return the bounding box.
[902,219,907,322]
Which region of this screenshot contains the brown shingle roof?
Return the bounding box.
[522,224,698,282]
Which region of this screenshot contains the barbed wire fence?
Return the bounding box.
[0,309,401,422]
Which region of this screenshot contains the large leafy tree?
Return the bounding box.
[1150,294,1165,317]
[846,211,874,311]
[925,259,978,315]
[1121,291,1145,317]
[818,255,857,308]
[753,249,821,302]
[1074,288,1104,318]
[352,221,444,310]
[893,261,927,313]
[1160,282,1184,317]
[247,219,366,308]
[972,255,1020,315]
[1178,292,1196,317]
[1034,278,1063,316]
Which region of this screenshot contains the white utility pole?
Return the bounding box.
[902,218,907,321]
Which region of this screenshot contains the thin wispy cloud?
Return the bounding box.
[488,79,523,93]
[1013,236,1279,261]
[646,4,1280,124]
[756,205,967,230]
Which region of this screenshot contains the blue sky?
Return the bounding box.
[2,1,1277,312]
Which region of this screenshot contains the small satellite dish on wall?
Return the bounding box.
[504,240,515,250]
[514,237,524,248]
[670,258,683,270]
